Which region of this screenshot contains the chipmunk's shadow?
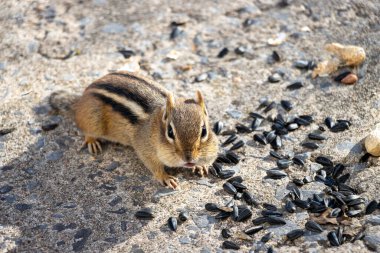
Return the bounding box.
[0,94,166,253]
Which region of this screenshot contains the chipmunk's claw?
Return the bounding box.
[83,136,102,155]
[192,165,209,177]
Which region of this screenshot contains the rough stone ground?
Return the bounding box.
[1,0,380,252]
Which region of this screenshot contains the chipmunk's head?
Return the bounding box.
[157,91,218,168]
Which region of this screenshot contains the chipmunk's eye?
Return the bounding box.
[167,124,175,140]
[201,125,207,138]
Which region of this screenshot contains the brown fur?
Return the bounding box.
[74,71,218,189]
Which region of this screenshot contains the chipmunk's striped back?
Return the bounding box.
[85,71,168,124]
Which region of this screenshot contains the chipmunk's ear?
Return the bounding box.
[196,90,207,115]
[163,93,175,122]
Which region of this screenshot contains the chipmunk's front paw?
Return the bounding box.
[157,174,179,189]
[192,165,209,177]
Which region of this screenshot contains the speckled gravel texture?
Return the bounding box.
[1,0,380,252]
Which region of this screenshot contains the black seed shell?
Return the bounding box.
[305,220,323,233]
[135,208,154,220]
[222,134,238,147]
[266,169,287,179]
[168,217,178,231]
[178,211,189,222]
[222,241,240,250]
[218,170,236,179]
[254,134,268,145]
[244,226,264,235]
[287,229,304,240]
[223,182,237,195]
[302,142,319,150]
[285,201,296,213]
[213,121,224,135]
[222,228,232,238]
[236,207,252,222]
[230,140,245,151]
[315,156,333,167]
[365,200,378,215]
[205,203,219,212]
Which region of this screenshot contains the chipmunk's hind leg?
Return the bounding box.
[82,136,102,155]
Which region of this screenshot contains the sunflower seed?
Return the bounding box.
[212,163,223,174]
[280,100,293,111]
[135,208,154,220]
[332,164,345,178]
[347,210,362,217]
[302,142,319,150]
[331,122,350,132]
[287,81,303,90]
[263,203,277,211]
[294,199,310,209]
[294,60,309,69]
[218,170,236,179]
[223,182,237,195]
[337,173,350,184]
[234,46,246,55]
[254,134,267,145]
[365,200,378,215]
[215,211,232,220]
[231,181,247,191]
[325,117,334,129]
[292,187,303,200]
[292,156,305,166]
[178,211,189,222]
[271,136,282,149]
[308,133,327,140]
[266,216,287,225]
[244,226,264,235]
[236,123,252,133]
[222,228,232,238]
[264,101,277,113]
[266,169,287,179]
[217,47,229,58]
[262,210,283,217]
[228,176,243,184]
[277,159,292,169]
[328,231,340,246]
[305,220,323,233]
[329,208,342,217]
[213,121,224,135]
[295,117,310,126]
[293,178,304,186]
[236,207,252,222]
[226,151,240,164]
[287,229,304,240]
[315,156,333,167]
[222,134,238,147]
[205,203,219,212]
[251,117,263,130]
[252,216,268,225]
[285,201,296,213]
[303,176,313,184]
[243,192,259,206]
[261,232,273,243]
[249,112,265,119]
[265,132,276,144]
[270,150,285,160]
[230,140,245,151]
[232,204,239,221]
[216,154,232,164]
[168,217,178,231]
[222,241,240,250]
[287,123,299,131]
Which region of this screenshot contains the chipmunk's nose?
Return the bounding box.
[184,152,193,162]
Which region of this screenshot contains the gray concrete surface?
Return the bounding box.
[0,0,379,252]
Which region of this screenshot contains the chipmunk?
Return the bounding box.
[74,71,218,189]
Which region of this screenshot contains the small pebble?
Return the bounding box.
[195,73,208,82]
[364,126,380,156]
[341,73,358,85]
[268,73,281,83]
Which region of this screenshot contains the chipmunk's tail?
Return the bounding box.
[49,91,80,113]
